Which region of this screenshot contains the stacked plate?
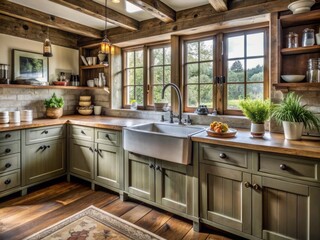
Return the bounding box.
[21,110,33,122]
[0,111,9,124]
[9,111,20,123]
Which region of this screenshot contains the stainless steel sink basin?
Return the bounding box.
[123,123,205,165]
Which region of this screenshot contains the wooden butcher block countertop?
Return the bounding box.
[192,129,320,159]
[0,115,153,132]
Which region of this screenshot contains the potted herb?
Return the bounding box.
[272,92,320,140]
[44,93,64,119]
[239,98,272,137]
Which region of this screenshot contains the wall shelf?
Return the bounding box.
[0,84,105,90]
[273,82,320,92]
[281,45,320,55]
[280,9,320,27]
[80,64,108,70]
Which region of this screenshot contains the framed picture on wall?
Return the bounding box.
[12,49,48,84]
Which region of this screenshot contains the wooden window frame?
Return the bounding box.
[223,28,269,115]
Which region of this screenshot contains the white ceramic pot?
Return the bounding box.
[250,123,265,138]
[282,121,304,140]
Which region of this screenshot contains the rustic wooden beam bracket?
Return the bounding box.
[208,0,228,12]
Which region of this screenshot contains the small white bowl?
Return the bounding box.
[281,75,305,82]
[87,80,94,87]
[288,0,315,14]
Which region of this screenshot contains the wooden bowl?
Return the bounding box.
[206,128,237,138]
[52,81,68,86]
[79,101,92,107]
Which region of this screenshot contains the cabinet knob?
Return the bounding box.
[252,183,261,191]
[5,163,12,168]
[219,153,227,159]
[5,134,11,138]
[155,165,162,172]
[4,179,11,185]
[244,182,252,188]
[149,163,154,169]
[41,130,48,134]
[81,130,86,135]
[280,164,287,170]
[5,148,11,154]
[105,134,111,140]
[89,147,94,152]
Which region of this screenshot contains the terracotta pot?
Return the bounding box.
[46,107,63,119]
[250,123,265,138]
[282,121,303,140]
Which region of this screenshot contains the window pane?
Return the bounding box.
[227,84,244,110]
[164,47,171,65]
[151,48,163,66]
[247,83,263,99]
[164,66,171,84]
[135,50,143,67]
[247,58,264,82]
[127,86,134,105]
[136,86,144,105]
[151,66,163,84]
[187,63,199,84]
[187,85,199,107]
[187,42,198,62]
[228,35,244,58]
[228,60,244,83]
[127,52,134,68]
[200,84,213,108]
[200,40,213,61]
[127,69,134,85]
[152,85,167,104]
[247,32,264,57]
[200,62,213,83]
[135,68,143,85]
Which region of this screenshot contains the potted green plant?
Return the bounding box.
[272,92,320,140]
[239,98,272,137]
[44,93,64,119]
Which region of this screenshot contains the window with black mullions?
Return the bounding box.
[184,37,215,111]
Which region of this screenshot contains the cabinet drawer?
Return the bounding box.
[69,125,94,141]
[25,125,65,144]
[95,129,120,146]
[0,141,20,157]
[258,153,319,181]
[200,144,249,168]
[0,131,20,143]
[0,153,20,174]
[0,171,20,192]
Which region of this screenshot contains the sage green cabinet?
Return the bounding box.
[69,138,94,179]
[125,151,195,216]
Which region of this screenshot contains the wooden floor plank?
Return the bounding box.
[183,229,210,240]
[101,199,138,216]
[135,209,172,233]
[155,217,193,240]
[121,204,152,223]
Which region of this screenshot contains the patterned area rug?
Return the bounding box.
[24,206,165,240]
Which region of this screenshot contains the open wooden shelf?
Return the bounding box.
[280,9,320,27]
[80,64,108,70]
[281,45,320,55]
[0,84,105,90]
[273,82,320,92]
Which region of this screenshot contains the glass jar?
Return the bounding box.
[287,32,298,48]
[306,58,320,83]
[302,28,315,47]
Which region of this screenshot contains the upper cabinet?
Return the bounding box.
[274,9,320,92]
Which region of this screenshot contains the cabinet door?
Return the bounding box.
[95,143,122,190]
[23,139,66,185]
[125,152,155,201]
[252,176,320,240]
[69,139,94,179]
[155,160,192,214]
[200,164,251,234]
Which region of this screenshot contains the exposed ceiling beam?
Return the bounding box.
[100,0,292,46]
[208,0,228,12]
[49,0,139,31]
[0,14,78,49]
[127,0,176,22]
[0,0,101,39]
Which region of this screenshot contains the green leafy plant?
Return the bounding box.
[272,92,320,131]
[239,98,272,124]
[44,93,64,108]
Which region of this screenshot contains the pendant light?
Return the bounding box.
[101,0,112,53]
[43,27,53,57]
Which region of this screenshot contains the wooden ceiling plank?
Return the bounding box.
[103,0,292,45]
[208,0,228,12]
[127,0,176,22]
[0,0,101,38]
[49,0,139,31]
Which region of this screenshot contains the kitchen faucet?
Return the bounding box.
[161,83,183,125]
